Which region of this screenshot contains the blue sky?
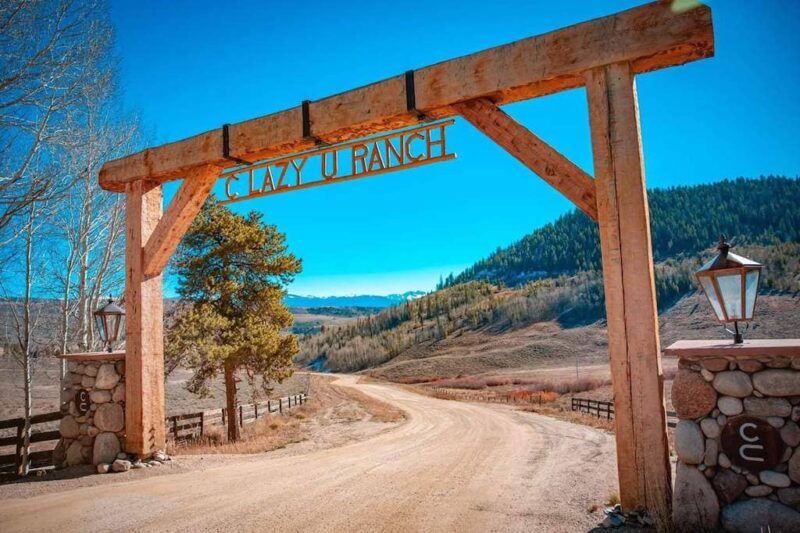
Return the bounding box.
[110,0,800,296]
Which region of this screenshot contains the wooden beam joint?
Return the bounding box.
[142,165,221,277]
[454,98,598,220]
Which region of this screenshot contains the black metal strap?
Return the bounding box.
[405,70,428,121]
[222,124,253,166]
[302,100,324,145]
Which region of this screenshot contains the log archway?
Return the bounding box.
[99,1,715,515]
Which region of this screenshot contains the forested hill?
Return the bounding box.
[442,176,800,289]
[297,176,800,373]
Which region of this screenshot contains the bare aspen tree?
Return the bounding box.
[46,66,141,362]
[0,0,114,244]
[0,0,137,475]
[0,182,48,475]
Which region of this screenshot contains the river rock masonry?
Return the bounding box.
[54,352,125,468]
[665,339,800,532]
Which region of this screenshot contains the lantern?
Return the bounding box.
[94,296,125,352]
[695,235,762,343]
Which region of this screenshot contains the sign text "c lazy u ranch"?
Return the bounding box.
[219,120,455,204]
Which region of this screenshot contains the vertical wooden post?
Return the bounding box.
[14,421,24,476]
[125,180,165,457]
[585,62,671,515]
[239,405,243,427]
[200,412,205,438]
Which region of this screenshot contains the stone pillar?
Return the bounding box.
[665,339,800,532]
[54,352,125,468]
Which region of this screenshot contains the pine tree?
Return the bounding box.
[166,200,301,441]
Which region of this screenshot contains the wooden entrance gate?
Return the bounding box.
[98,1,715,515]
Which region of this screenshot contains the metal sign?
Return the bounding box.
[720,416,784,473]
[75,389,90,415]
[219,120,456,205]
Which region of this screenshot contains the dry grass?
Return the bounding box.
[169,406,312,455]
[406,373,619,433]
[417,374,611,395]
[342,384,405,423]
[518,403,615,432]
[170,375,404,456]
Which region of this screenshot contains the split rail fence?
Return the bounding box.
[0,393,309,475]
[167,393,309,442]
[430,387,545,405]
[0,411,61,475]
[571,397,678,428]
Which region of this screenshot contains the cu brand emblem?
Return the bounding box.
[75,389,90,415]
[738,422,764,462]
[721,416,784,473]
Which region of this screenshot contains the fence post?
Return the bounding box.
[172,417,178,441]
[254,403,258,419]
[268,400,271,413]
[14,420,24,476]
[239,405,243,427]
[200,412,205,438]
[222,408,226,425]
[279,398,283,414]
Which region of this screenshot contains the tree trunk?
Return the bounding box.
[76,180,92,350]
[58,268,72,384]
[224,362,240,442]
[18,204,35,476]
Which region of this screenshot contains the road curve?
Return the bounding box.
[0,376,618,532]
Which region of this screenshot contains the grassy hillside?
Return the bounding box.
[297,177,800,373]
[443,176,800,288]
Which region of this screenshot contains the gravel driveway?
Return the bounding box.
[0,375,618,532]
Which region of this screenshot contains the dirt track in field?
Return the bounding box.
[0,375,618,532]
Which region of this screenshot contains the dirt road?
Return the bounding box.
[0,376,618,532]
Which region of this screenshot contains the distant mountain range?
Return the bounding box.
[285,291,426,309]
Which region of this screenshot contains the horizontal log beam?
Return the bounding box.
[99,2,713,191]
[142,164,220,277]
[454,98,597,220]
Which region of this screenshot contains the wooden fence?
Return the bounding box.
[0,393,309,475]
[430,388,545,405]
[571,397,678,427]
[571,398,614,419]
[166,393,309,442]
[0,411,61,475]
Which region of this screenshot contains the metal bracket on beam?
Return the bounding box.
[405,70,429,122]
[302,100,325,146]
[222,124,253,166]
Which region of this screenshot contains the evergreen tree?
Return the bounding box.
[166,200,301,441]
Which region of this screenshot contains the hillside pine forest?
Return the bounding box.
[296,177,800,372]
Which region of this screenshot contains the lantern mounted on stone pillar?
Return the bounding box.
[695,235,762,344]
[93,296,125,352]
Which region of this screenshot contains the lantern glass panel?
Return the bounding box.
[716,272,744,320]
[699,276,725,321]
[95,314,108,343]
[744,269,760,319]
[111,314,124,344]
